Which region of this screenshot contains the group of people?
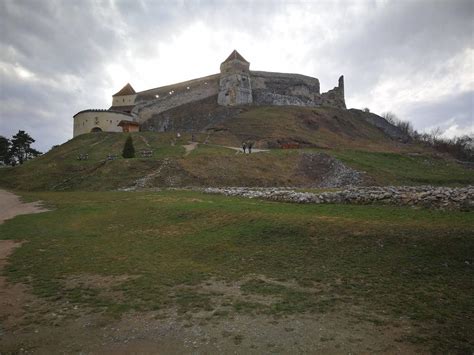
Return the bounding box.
[241,141,254,154]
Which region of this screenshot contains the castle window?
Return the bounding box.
[122,98,125,102]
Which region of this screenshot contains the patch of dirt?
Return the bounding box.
[183,141,198,156]
[0,189,50,224]
[0,241,34,330]
[0,269,428,354]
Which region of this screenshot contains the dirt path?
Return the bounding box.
[224,145,269,153]
[183,141,198,156]
[0,189,49,224]
[0,190,50,347]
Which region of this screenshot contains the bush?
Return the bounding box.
[122,135,135,158]
[382,112,474,162]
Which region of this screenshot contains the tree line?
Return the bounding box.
[382,112,474,162]
[0,130,42,166]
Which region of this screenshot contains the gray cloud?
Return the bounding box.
[0,0,472,152]
[403,90,474,134]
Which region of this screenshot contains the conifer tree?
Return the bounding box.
[9,130,41,165]
[122,135,135,158]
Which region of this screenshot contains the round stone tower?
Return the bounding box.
[217,50,253,106]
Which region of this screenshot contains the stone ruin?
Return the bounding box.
[73,50,346,136]
[115,50,346,125]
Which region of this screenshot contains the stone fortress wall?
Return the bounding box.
[73,50,346,136]
[132,74,220,123]
[130,50,346,126]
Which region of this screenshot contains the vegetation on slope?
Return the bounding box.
[1,190,473,352]
[0,106,472,190]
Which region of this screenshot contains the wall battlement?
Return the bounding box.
[73,50,346,136]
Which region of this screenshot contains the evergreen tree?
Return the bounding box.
[9,130,41,165]
[122,135,135,158]
[0,136,11,165]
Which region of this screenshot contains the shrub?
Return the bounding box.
[122,135,135,158]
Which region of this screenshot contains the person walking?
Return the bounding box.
[248,141,253,154]
[242,142,247,154]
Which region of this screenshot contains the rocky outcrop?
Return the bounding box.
[349,109,409,141]
[298,153,365,187]
[203,186,474,210]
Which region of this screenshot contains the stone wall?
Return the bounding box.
[73,110,132,137]
[139,96,244,132]
[217,72,253,106]
[133,74,220,123]
[112,94,137,107]
[320,75,345,109]
[130,71,346,127]
[203,186,474,210]
[250,71,322,106]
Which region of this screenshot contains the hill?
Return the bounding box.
[1,106,473,191]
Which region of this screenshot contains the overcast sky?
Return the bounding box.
[1,0,472,152]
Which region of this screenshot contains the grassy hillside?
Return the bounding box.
[1,106,473,190]
[212,106,412,151]
[1,190,473,352]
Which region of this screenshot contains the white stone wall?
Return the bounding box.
[112,94,137,106]
[73,111,131,137]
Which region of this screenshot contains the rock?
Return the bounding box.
[201,185,473,210]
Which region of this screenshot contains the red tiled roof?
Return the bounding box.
[223,50,248,64]
[112,83,136,97]
[118,120,140,127]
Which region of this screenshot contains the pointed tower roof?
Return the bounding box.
[223,50,249,64]
[112,83,136,97]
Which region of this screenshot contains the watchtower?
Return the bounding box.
[217,50,253,106]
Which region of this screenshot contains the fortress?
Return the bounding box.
[73,50,346,137]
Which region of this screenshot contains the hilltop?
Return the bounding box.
[1,106,472,191]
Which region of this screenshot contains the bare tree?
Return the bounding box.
[382,112,399,125]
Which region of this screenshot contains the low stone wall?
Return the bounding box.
[202,186,474,210]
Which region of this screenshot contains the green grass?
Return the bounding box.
[0,129,472,190]
[267,148,474,186]
[1,190,473,352]
[331,150,474,185]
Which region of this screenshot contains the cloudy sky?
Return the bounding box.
[1,0,472,152]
